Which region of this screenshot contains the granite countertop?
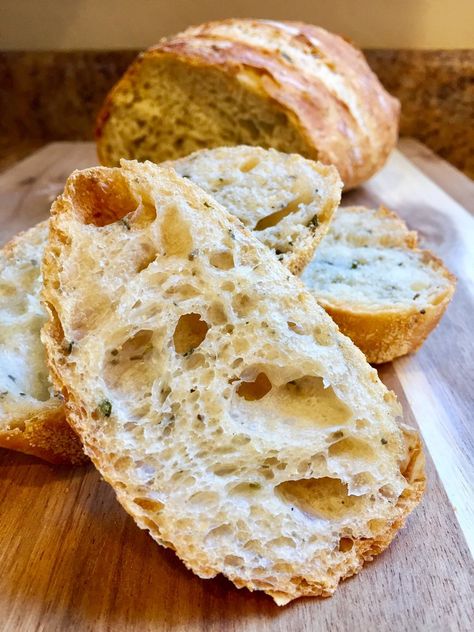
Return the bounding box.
[0,49,472,179]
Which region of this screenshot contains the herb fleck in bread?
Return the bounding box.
[170,146,341,273]
[42,160,425,604]
[96,18,399,190]
[0,222,85,463]
[301,206,456,364]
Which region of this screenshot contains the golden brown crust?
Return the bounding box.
[320,248,456,364]
[96,19,399,189]
[0,404,86,465]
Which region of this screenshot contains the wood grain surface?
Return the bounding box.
[0,142,473,632]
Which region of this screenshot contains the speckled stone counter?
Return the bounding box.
[0,49,472,178]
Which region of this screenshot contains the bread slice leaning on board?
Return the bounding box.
[301,206,456,364]
[0,147,340,463]
[169,145,342,274]
[42,160,425,604]
[0,222,85,463]
[95,18,400,190]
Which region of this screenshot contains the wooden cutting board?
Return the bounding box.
[0,140,473,632]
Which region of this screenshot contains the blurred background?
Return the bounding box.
[0,0,472,175]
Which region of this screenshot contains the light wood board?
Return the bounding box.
[0,141,473,632]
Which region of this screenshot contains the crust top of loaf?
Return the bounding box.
[96,18,399,189]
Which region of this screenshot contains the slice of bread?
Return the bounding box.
[0,146,339,459]
[42,160,425,604]
[169,146,342,273]
[0,222,85,464]
[95,18,399,190]
[301,206,456,364]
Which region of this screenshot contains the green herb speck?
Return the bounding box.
[120,218,131,230]
[381,438,388,445]
[98,399,112,417]
[351,261,359,269]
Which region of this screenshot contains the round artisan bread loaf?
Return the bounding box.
[95,19,400,189]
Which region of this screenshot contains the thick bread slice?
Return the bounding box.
[0,222,85,464]
[42,161,425,604]
[169,146,342,274]
[96,18,399,190]
[301,206,456,364]
[0,146,339,457]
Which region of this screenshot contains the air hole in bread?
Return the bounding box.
[173,313,209,355]
[236,372,272,401]
[239,156,260,172]
[188,491,220,506]
[205,524,233,542]
[165,283,200,300]
[161,204,193,257]
[208,303,227,325]
[210,250,234,270]
[328,437,375,462]
[276,477,366,520]
[70,171,138,226]
[230,482,262,497]
[108,330,153,366]
[232,293,254,317]
[338,537,354,552]
[254,190,314,231]
[224,555,245,567]
[133,497,164,512]
[213,465,238,477]
[135,243,157,273]
[287,321,305,335]
[277,377,351,427]
[379,484,396,499]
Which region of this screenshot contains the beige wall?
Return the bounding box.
[1,0,473,50]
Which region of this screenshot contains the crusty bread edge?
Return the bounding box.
[0,221,86,465]
[0,403,86,465]
[319,248,456,364]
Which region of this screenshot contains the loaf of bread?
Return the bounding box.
[170,145,342,273]
[96,18,400,189]
[301,206,456,363]
[42,160,425,604]
[0,222,85,463]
